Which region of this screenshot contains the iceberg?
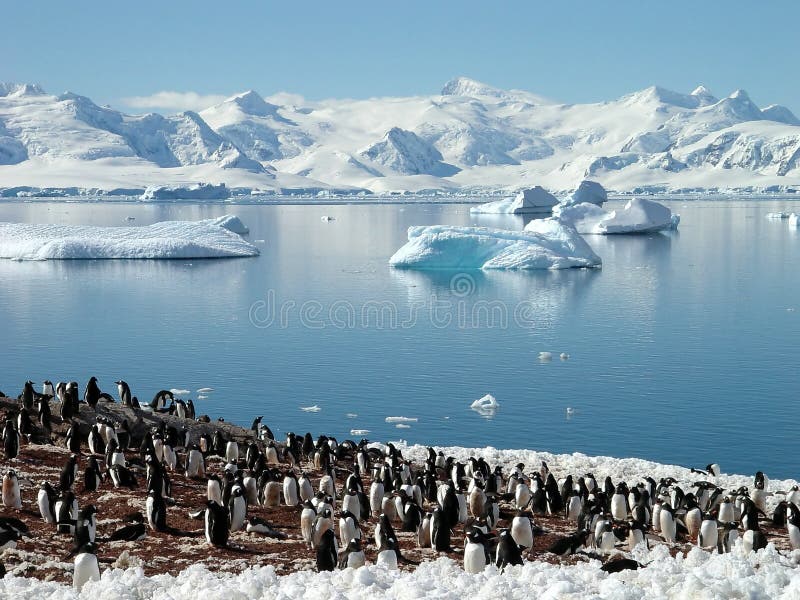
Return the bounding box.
[560,180,608,207]
[552,198,678,234]
[765,212,789,219]
[209,214,249,234]
[389,221,601,270]
[140,183,231,201]
[0,217,258,260]
[470,186,559,215]
[789,213,800,227]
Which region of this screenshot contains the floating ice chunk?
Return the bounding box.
[789,213,800,227]
[470,186,559,215]
[396,424,411,429]
[390,221,601,270]
[140,183,230,201]
[470,394,499,410]
[196,387,214,393]
[0,219,259,260]
[209,215,249,235]
[766,212,789,219]
[350,429,370,435]
[538,352,553,361]
[321,216,335,222]
[197,395,208,400]
[670,214,681,230]
[560,353,569,360]
[385,416,418,423]
[170,388,190,396]
[551,198,677,234]
[300,405,321,412]
[125,216,136,221]
[560,180,608,207]
[346,413,358,418]
[566,407,575,415]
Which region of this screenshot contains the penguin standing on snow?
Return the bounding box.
[338,537,366,569]
[463,528,492,574]
[495,528,524,568]
[316,528,338,572]
[72,541,100,591]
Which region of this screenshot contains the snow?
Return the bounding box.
[5,428,800,600]
[0,217,258,260]
[470,186,559,215]
[3,79,800,196]
[552,198,678,234]
[389,222,601,270]
[561,180,608,207]
[209,215,249,234]
[140,183,230,200]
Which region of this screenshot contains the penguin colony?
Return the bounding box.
[0,379,798,589]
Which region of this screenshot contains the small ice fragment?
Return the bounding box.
[196,387,214,393]
[346,413,358,418]
[766,212,789,219]
[321,216,335,222]
[396,424,411,429]
[254,239,266,244]
[789,213,800,227]
[197,395,208,400]
[300,405,321,412]
[470,394,499,417]
[539,352,552,361]
[350,429,370,435]
[560,353,569,360]
[566,407,575,415]
[170,388,190,396]
[385,416,418,423]
[126,216,136,221]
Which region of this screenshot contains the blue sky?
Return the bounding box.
[2,1,798,114]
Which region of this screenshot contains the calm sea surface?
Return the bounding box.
[1,199,799,478]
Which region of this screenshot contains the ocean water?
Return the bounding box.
[1,199,799,478]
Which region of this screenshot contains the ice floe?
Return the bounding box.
[789,213,800,227]
[389,221,601,270]
[766,212,789,219]
[169,388,190,396]
[561,180,608,207]
[300,405,321,412]
[196,387,214,393]
[470,394,499,417]
[552,198,678,234]
[0,218,258,260]
[209,215,249,234]
[470,186,559,215]
[140,183,230,201]
[385,416,418,423]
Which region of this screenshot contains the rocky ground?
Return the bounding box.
[0,396,794,585]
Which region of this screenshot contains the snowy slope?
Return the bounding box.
[2,78,800,195]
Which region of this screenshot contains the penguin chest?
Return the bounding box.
[685,509,702,537]
[660,513,676,541]
[718,503,734,523]
[698,520,717,549]
[510,517,533,548]
[610,495,627,520]
[300,510,315,544]
[347,550,366,569]
[73,553,100,591]
[376,549,398,569]
[463,542,487,573]
[789,524,800,550]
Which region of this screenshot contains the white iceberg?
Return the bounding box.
[300,405,321,412]
[350,429,370,436]
[538,352,553,361]
[470,393,499,417]
[552,198,678,234]
[789,213,800,227]
[196,387,214,393]
[0,218,259,260]
[210,215,249,234]
[389,221,601,270]
[766,212,789,219]
[140,183,230,201]
[385,416,418,423]
[560,180,608,207]
[470,186,559,215]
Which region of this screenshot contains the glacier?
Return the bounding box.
[2,78,800,195]
[552,198,679,234]
[0,216,258,260]
[388,221,601,270]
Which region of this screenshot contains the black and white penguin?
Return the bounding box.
[84,456,103,492]
[205,500,229,547]
[228,486,247,532]
[74,504,97,547]
[0,529,21,550]
[2,470,21,509]
[146,490,167,531]
[316,528,338,572]
[2,420,19,459]
[313,508,335,550]
[108,521,147,542]
[698,513,718,550]
[21,381,35,411]
[72,541,100,591]
[430,506,453,552]
[115,380,132,406]
[88,425,105,456]
[376,537,400,570]
[37,396,52,432]
[65,422,81,454]
[283,471,300,507]
[84,377,101,409]
[17,407,33,439]
[547,530,591,556]
[495,528,524,568]
[338,537,366,569]
[717,521,739,553]
[186,445,205,479]
[463,528,492,574]
[56,490,79,535]
[788,503,800,550]
[510,509,534,549]
[38,481,57,523]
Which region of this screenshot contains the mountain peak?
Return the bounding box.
[729,89,750,101]
[0,82,46,98]
[226,90,276,116]
[441,77,503,98]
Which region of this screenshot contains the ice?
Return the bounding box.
[350,429,369,436]
[560,180,608,207]
[169,388,190,396]
[552,198,678,234]
[789,213,800,227]
[300,405,321,412]
[395,424,411,429]
[470,186,559,215]
[210,215,249,234]
[389,222,601,270]
[385,417,418,423]
[0,218,259,260]
[321,216,335,222]
[538,352,553,361]
[559,353,569,360]
[196,387,214,393]
[766,212,789,219]
[140,183,231,201]
[470,394,499,417]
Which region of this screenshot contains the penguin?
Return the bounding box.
[417,511,432,548]
[42,380,55,398]
[684,494,702,539]
[787,503,800,550]
[283,471,300,507]
[316,528,338,572]
[115,380,131,405]
[369,478,385,516]
[186,445,205,479]
[72,542,100,591]
[547,530,591,556]
[718,521,739,553]
[376,537,401,569]
[659,503,678,543]
[338,537,366,569]
[698,513,718,550]
[0,529,21,550]
[245,516,286,538]
[495,528,524,569]
[610,483,629,521]
[56,491,79,535]
[430,506,453,552]
[338,510,360,548]
[225,440,239,464]
[146,490,167,531]
[2,470,22,509]
[84,456,103,492]
[74,504,97,548]
[84,377,101,409]
[626,520,647,551]
[228,486,247,532]
[464,528,492,574]
[313,508,335,549]
[251,416,262,434]
[21,381,35,411]
[17,408,33,439]
[300,499,317,548]
[60,387,74,422]
[510,510,533,549]
[109,464,137,489]
[38,481,57,523]
[37,396,52,432]
[718,496,735,524]
[65,422,81,454]
[298,472,314,503]
[205,500,229,547]
[88,425,105,456]
[150,390,173,412]
[2,420,19,459]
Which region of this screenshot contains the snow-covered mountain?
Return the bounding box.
[1,77,800,196]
